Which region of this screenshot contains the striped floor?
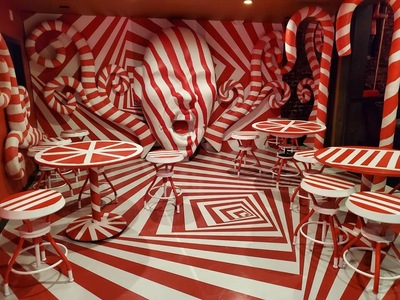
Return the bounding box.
[1,147,400,299]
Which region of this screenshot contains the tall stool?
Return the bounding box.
[290,149,325,210]
[60,129,89,141]
[342,191,400,295]
[271,140,300,188]
[144,150,184,213]
[0,189,74,296]
[231,131,262,177]
[293,173,357,268]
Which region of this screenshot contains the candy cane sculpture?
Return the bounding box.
[286,6,334,149]
[336,0,399,190]
[26,20,156,155]
[1,32,45,179]
[204,31,288,151]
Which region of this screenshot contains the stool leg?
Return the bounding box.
[78,174,90,209]
[290,185,300,210]
[168,177,181,214]
[236,151,245,177]
[35,170,47,189]
[250,150,262,173]
[102,172,118,203]
[55,169,73,195]
[46,232,74,282]
[3,237,25,296]
[329,216,340,268]
[373,243,382,294]
[293,209,315,244]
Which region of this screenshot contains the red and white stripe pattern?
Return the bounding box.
[1,147,391,299]
[25,20,155,155]
[286,7,334,149]
[139,26,216,158]
[347,191,400,224]
[301,173,356,197]
[0,34,11,109]
[0,189,64,220]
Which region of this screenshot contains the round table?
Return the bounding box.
[35,140,143,241]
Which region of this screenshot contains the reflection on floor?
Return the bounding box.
[0,147,400,299]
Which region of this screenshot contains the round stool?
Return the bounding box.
[271,142,300,188]
[293,173,357,268]
[290,149,325,210]
[60,129,89,141]
[231,131,262,177]
[144,150,184,213]
[38,137,72,146]
[0,189,74,296]
[342,191,400,295]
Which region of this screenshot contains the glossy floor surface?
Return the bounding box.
[1,147,400,299]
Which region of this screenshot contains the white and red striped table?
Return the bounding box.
[252,119,326,139]
[315,146,400,177]
[35,140,143,241]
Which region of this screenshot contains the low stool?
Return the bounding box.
[0,189,74,296]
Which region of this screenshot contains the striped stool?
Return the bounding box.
[0,189,74,296]
[231,131,262,177]
[144,150,184,213]
[342,192,400,295]
[290,149,325,210]
[60,129,89,141]
[293,173,357,268]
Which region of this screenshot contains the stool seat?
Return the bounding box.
[0,189,74,296]
[145,150,185,213]
[60,129,89,139]
[301,173,357,198]
[38,137,72,146]
[293,149,318,164]
[231,131,262,177]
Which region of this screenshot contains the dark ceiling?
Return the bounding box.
[15,0,344,23]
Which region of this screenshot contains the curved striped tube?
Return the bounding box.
[297,78,314,104]
[98,64,131,110]
[5,131,26,180]
[44,76,84,115]
[26,20,155,155]
[204,80,244,151]
[286,6,334,149]
[266,80,291,109]
[335,0,363,57]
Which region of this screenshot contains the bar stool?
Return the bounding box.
[231,131,262,177]
[0,189,74,296]
[271,140,300,188]
[290,149,325,210]
[60,129,89,141]
[144,150,184,213]
[38,136,72,146]
[342,191,400,295]
[293,173,357,268]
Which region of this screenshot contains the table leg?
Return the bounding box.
[65,168,127,241]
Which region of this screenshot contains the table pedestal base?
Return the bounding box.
[65,213,127,241]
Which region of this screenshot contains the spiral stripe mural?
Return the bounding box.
[25,20,156,155]
[285,6,334,149]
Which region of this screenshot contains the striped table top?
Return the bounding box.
[315,146,400,177]
[346,192,400,224]
[35,140,143,169]
[252,120,326,138]
[0,189,65,220]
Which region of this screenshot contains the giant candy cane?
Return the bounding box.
[26,20,156,155]
[336,0,400,190]
[286,6,334,149]
[1,33,44,179]
[204,31,288,151]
